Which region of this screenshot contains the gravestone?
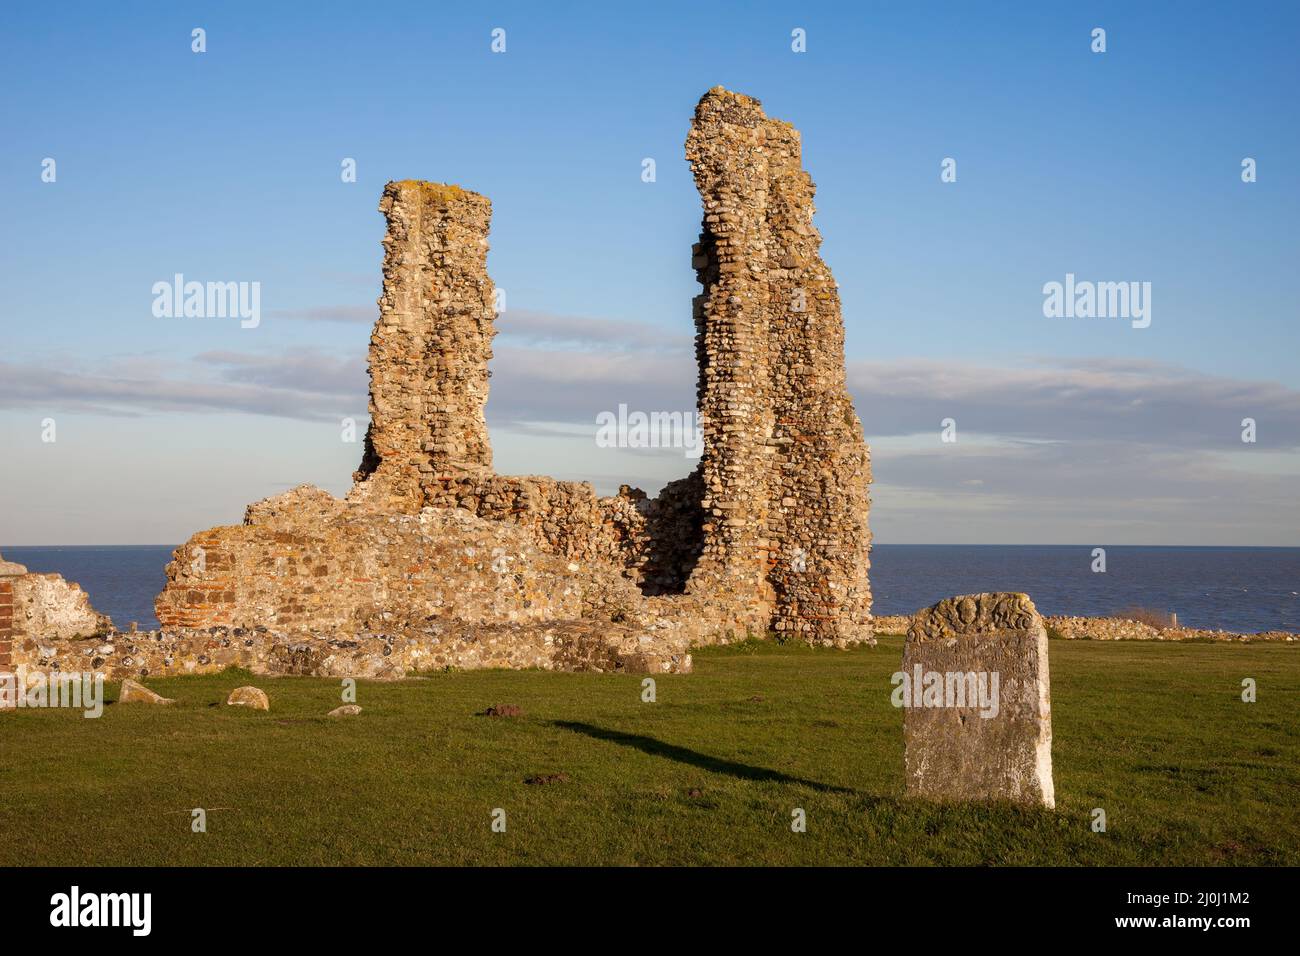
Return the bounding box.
[899,592,1054,808]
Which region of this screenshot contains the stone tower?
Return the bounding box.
[683,87,873,645]
[354,180,497,511]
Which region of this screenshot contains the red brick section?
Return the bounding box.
[0,579,13,672]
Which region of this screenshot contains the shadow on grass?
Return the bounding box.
[553,720,859,795]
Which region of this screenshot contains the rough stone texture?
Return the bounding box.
[902,593,1054,808]
[139,87,873,674]
[151,485,702,674]
[1046,615,1296,643]
[1,551,110,708]
[11,617,696,682]
[0,571,14,710]
[9,573,112,641]
[118,679,174,705]
[226,686,270,710]
[879,612,1295,643]
[352,181,497,511]
[682,88,873,645]
[328,704,362,717]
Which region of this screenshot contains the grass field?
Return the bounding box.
[2,635,1296,866]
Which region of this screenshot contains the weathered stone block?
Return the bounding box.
[226,686,270,711]
[118,679,174,705]
[900,593,1054,808]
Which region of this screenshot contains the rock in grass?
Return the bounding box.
[226,686,270,710]
[119,679,175,705]
[327,704,362,717]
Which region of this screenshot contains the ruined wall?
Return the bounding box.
[0,554,112,653]
[346,183,666,582]
[684,88,872,645]
[2,554,118,708]
[153,87,873,668]
[0,577,13,692]
[156,485,640,635]
[353,181,497,511]
[149,484,724,674]
[13,617,693,682]
[9,574,112,640]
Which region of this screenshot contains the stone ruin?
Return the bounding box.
[900,593,1055,808]
[13,87,874,681]
[0,555,111,645]
[1,553,113,708]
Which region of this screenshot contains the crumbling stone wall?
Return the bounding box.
[0,577,13,692]
[683,88,872,644]
[157,485,636,634]
[353,181,498,511]
[151,485,718,674]
[0,553,112,650]
[14,617,693,681]
[348,181,670,584]
[9,574,112,640]
[2,553,116,708]
[150,87,873,672]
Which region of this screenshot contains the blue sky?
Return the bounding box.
[1,1,1297,545]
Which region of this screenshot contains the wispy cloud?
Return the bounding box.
[4,313,1298,454]
[847,356,1300,449]
[495,310,691,353]
[0,348,364,421]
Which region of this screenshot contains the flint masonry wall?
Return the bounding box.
[346,94,871,646]
[684,88,872,644]
[2,554,118,705]
[157,485,630,634]
[354,182,497,511]
[349,182,664,581]
[149,87,873,669]
[0,578,13,680]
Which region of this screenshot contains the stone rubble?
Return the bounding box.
[875,612,1295,643]
[1044,615,1296,643]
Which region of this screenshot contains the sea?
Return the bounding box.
[3,544,1298,634]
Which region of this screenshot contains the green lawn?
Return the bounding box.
[2,635,1296,866]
